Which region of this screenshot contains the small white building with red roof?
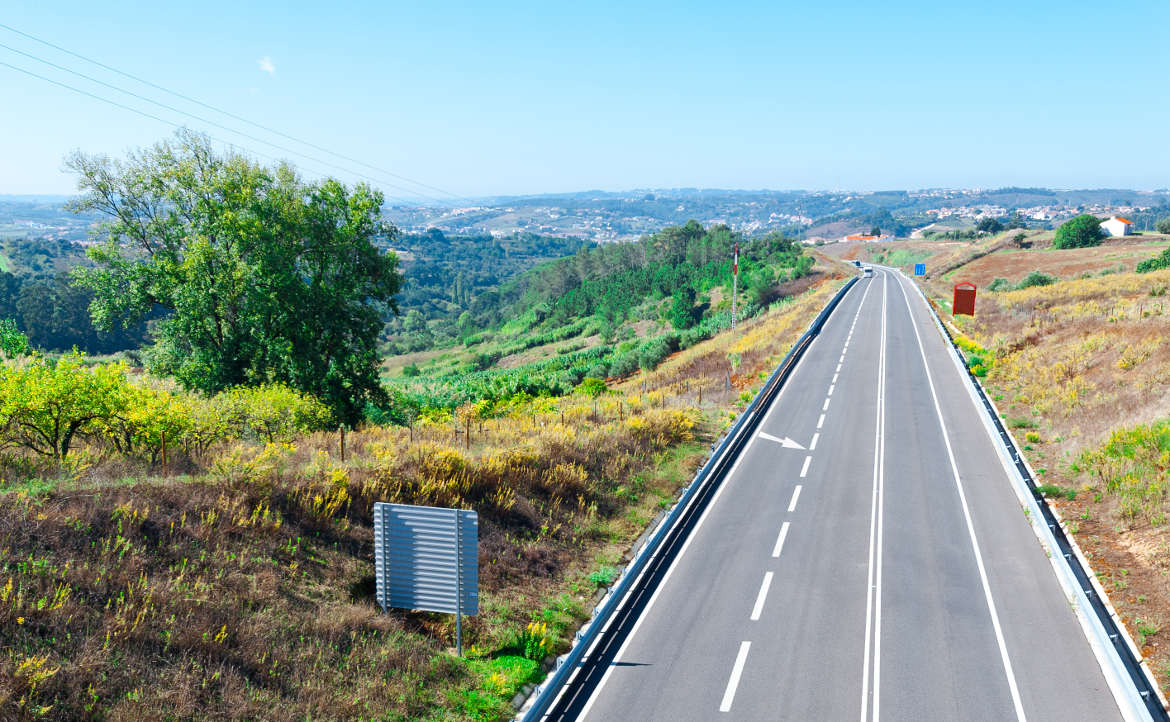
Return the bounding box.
[1101,215,1134,237]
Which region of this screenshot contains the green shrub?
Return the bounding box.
[217,384,332,442]
[986,277,1012,292]
[1136,246,1170,273]
[1053,214,1103,249]
[588,566,618,587]
[608,352,640,378]
[576,377,610,398]
[638,334,680,371]
[1016,271,1058,289]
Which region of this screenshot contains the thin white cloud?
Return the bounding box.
[258,56,276,75]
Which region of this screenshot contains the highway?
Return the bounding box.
[545,267,1123,721]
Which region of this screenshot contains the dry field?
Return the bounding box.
[920,245,1170,691]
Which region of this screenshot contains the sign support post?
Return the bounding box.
[455,508,463,657]
[732,242,739,330]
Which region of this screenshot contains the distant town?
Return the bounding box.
[3,187,1168,246]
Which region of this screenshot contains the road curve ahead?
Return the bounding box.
[547,267,1123,721]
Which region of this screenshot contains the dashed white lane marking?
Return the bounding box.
[810,432,820,450]
[828,384,835,396]
[836,364,842,373]
[817,414,826,429]
[833,373,839,384]
[823,398,830,411]
[750,572,774,621]
[772,521,791,557]
[839,354,845,363]
[720,641,752,712]
[800,455,811,477]
[788,485,802,512]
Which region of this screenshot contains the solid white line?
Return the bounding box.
[894,274,1027,722]
[810,432,820,450]
[772,521,791,557]
[800,456,811,478]
[788,485,802,512]
[828,384,835,396]
[817,413,825,429]
[750,572,774,621]
[823,398,830,411]
[861,271,888,722]
[720,641,752,712]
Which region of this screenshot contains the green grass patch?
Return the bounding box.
[1080,419,1170,524]
[460,654,542,720]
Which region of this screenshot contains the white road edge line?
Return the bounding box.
[720,641,752,712]
[772,521,791,557]
[860,270,888,722]
[800,456,811,478]
[893,273,1027,722]
[788,485,802,512]
[750,572,774,621]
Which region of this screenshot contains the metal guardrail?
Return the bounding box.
[520,276,859,721]
[907,272,1169,722]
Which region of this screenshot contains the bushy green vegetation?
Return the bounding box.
[1137,245,1170,273]
[1053,214,1104,249]
[0,352,329,464]
[1016,271,1058,289]
[0,237,150,354]
[389,221,812,355]
[67,130,401,426]
[389,228,591,332]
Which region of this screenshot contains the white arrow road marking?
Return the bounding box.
[758,432,805,449]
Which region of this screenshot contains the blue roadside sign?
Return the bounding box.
[914,263,926,276]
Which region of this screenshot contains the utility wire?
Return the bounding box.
[0,22,466,201]
[0,59,418,205]
[0,41,448,203]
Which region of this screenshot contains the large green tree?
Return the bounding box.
[1053,214,1103,249]
[66,130,402,425]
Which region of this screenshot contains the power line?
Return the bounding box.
[0,22,466,202]
[0,59,419,205]
[0,41,449,203]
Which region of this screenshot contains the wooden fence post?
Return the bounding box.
[340,427,346,462]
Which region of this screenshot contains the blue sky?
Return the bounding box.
[2,0,1168,198]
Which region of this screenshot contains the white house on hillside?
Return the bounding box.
[1101,216,1134,237]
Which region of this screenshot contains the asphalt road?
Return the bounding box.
[546,267,1123,721]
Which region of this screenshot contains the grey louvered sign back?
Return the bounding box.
[373,502,478,616]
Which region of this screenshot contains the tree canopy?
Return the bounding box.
[1053,214,1103,249]
[66,130,402,425]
